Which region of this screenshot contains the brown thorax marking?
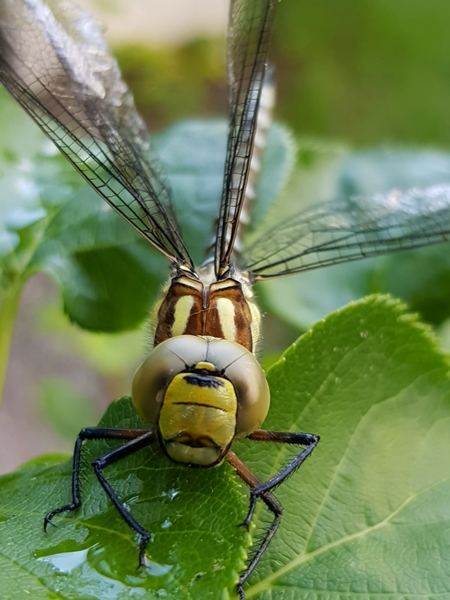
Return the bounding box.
[153,264,259,352]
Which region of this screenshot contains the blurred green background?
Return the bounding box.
[111,0,450,147]
[274,0,450,146]
[2,0,450,472]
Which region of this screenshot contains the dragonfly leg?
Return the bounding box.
[244,430,319,525]
[44,428,152,531]
[227,451,283,599]
[227,430,319,597]
[91,431,156,567]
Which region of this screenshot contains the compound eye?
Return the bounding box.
[205,339,270,438]
[226,349,270,438]
[132,336,210,426]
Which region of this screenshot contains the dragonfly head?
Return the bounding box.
[132,335,270,467]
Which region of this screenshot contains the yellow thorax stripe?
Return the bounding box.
[172,295,195,337]
[216,297,237,342]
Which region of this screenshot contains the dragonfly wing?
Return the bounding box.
[214,0,277,278]
[242,185,450,279]
[0,0,193,268]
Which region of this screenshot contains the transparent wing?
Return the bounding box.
[214,0,277,278]
[242,185,450,279]
[0,0,193,268]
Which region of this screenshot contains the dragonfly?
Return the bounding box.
[2,0,450,598]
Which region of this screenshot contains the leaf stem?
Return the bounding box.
[0,278,23,407]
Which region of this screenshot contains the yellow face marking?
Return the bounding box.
[159,372,238,466]
[172,294,195,337]
[164,373,236,412]
[216,297,236,343]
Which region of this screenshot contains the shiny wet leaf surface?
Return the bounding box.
[0,398,250,600]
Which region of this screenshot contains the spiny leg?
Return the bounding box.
[227,430,320,598]
[243,430,319,526]
[44,427,152,530]
[227,451,283,600]
[91,432,156,567]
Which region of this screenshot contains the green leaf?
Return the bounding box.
[154,119,226,267]
[235,295,450,598]
[1,296,449,598]
[156,120,296,266]
[0,398,250,600]
[251,124,298,230]
[377,245,450,325]
[261,147,450,330]
[0,89,82,279]
[28,186,167,331]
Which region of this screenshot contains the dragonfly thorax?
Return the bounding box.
[132,336,270,467]
[151,263,261,353]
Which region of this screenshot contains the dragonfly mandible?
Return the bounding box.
[1,0,450,598]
